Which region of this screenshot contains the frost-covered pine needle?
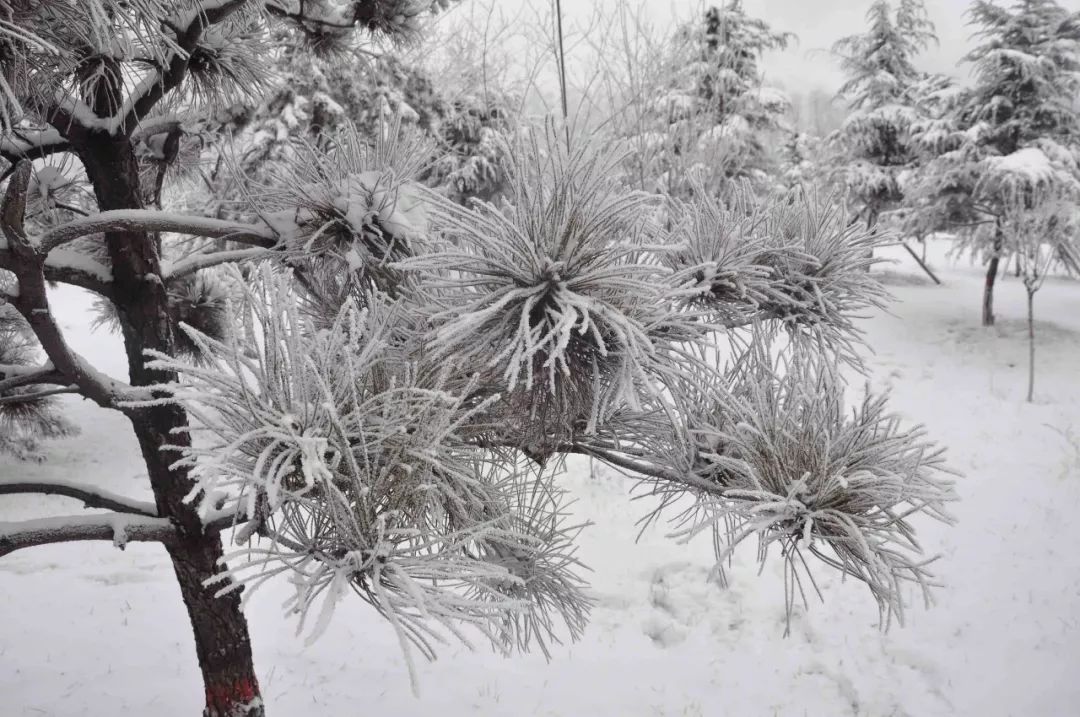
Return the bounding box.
[141,265,590,689]
[398,126,701,454]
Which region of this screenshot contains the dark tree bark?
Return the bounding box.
[77,132,263,717]
[982,219,1004,327]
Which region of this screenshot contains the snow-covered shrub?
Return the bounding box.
[617,1,793,196]
[423,92,514,205]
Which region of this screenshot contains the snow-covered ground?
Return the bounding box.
[2,239,1079,716]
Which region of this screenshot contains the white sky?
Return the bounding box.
[488,0,1080,93]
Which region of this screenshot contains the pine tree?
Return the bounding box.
[909,0,1080,325]
[829,0,937,231]
[628,1,793,195]
[0,2,955,714]
[199,38,513,213]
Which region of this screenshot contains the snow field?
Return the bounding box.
[1,239,1079,716]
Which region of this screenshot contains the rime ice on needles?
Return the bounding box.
[667,186,888,366]
[246,120,431,314]
[399,128,698,454]
[755,192,888,365]
[650,347,957,629]
[144,267,590,688]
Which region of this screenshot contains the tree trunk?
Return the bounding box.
[78,132,263,715]
[169,536,264,717]
[864,207,878,270]
[982,220,1004,327]
[1027,288,1036,403]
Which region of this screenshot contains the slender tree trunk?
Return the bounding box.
[983,219,1004,327]
[78,133,263,716]
[864,207,878,270]
[1027,288,1036,403]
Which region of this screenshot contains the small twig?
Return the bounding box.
[0,386,79,404]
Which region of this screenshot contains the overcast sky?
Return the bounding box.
[528,0,1080,93]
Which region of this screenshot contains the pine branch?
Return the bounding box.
[40,210,279,255]
[0,479,159,517]
[119,0,253,135]
[163,247,274,280]
[0,128,71,165]
[0,243,114,298]
[0,365,67,394]
[0,513,176,558]
[1,162,135,410]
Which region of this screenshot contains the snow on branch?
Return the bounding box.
[237,119,432,311]
[0,364,66,394]
[980,146,1080,198]
[0,386,78,404]
[162,247,276,280]
[0,128,70,164]
[0,513,176,558]
[0,479,158,517]
[0,243,114,297]
[39,210,279,255]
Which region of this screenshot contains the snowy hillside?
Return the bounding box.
[3,239,1078,717]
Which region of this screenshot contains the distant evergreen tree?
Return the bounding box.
[829,0,937,230]
[909,0,1080,324]
[196,45,513,212]
[629,1,793,195]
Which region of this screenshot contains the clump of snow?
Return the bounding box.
[985,147,1056,184]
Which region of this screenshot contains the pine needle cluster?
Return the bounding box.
[145,268,590,685]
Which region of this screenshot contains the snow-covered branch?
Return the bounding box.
[162,247,275,280]
[0,241,114,297]
[0,364,66,394]
[0,479,158,517]
[0,128,70,164]
[1,162,134,409]
[0,514,176,558]
[40,210,279,255]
